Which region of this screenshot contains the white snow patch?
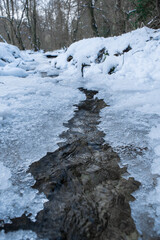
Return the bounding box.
[149,124,160,140]
[0,162,11,190]
[0,67,28,77]
[0,43,35,77]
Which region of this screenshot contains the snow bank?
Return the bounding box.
[0,43,21,62]
[53,28,153,73]
[0,43,34,77]
[53,27,160,238]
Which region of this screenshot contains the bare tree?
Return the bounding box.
[25,0,39,50]
[157,0,160,17]
[87,0,99,37]
[0,0,26,49]
[0,0,158,51]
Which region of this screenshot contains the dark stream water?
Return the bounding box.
[0,88,140,240]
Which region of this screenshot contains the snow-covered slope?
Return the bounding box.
[52,27,160,239]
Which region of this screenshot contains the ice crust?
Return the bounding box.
[0,230,38,240]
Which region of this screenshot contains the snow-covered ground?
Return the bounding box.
[1,27,160,239]
[0,45,84,239]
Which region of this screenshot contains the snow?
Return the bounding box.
[0,43,21,62]
[1,27,160,238]
[0,162,11,190]
[0,66,28,77]
[0,43,35,77]
[0,230,39,240]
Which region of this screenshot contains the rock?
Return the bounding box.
[45,54,58,58]
[67,55,73,62]
[95,48,109,63]
[114,45,132,56]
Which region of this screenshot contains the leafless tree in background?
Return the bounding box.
[0,0,27,49]
[157,0,160,17]
[0,0,158,51]
[25,0,39,50]
[87,0,99,37]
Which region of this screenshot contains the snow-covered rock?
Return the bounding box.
[0,42,21,63]
[0,43,34,77]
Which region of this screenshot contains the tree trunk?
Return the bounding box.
[33,0,38,51]
[157,0,160,17]
[87,0,99,37]
[72,0,81,42]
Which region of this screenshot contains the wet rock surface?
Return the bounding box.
[1,88,140,240]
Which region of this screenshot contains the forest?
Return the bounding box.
[0,0,159,51]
